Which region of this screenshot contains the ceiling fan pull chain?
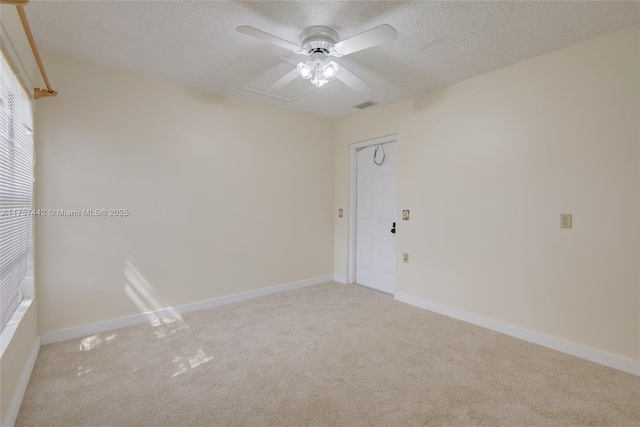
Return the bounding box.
[374,144,385,165]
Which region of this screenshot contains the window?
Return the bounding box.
[0,51,34,332]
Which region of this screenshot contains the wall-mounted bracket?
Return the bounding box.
[34,88,57,99]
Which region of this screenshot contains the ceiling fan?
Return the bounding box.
[237,24,397,95]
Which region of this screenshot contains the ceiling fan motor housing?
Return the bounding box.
[300,26,340,55]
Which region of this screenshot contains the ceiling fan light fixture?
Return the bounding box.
[310,73,328,87]
[309,62,328,87]
[296,62,312,79]
[322,61,340,79]
[314,79,328,87]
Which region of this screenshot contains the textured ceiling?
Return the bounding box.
[24,1,640,120]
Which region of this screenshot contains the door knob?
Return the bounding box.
[391,222,396,234]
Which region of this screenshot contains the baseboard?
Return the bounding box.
[394,292,640,377]
[41,275,334,345]
[2,336,40,427]
[334,275,348,284]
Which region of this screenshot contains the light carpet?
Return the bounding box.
[16,282,640,426]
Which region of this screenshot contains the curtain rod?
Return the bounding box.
[2,0,57,99]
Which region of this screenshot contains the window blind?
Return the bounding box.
[0,52,33,332]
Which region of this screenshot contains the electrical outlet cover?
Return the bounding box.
[561,213,572,229]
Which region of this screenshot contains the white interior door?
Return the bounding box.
[356,142,397,294]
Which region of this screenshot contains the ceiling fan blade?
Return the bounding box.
[333,24,397,56]
[335,66,373,95]
[237,26,303,53]
[265,68,299,93]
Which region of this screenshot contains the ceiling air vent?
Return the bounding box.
[353,101,378,110]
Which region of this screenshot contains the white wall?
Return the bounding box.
[0,5,40,426]
[35,53,334,334]
[334,25,640,362]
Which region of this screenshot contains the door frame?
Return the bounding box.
[348,133,398,286]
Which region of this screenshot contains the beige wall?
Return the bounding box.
[35,53,334,334]
[0,5,40,426]
[334,25,640,361]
